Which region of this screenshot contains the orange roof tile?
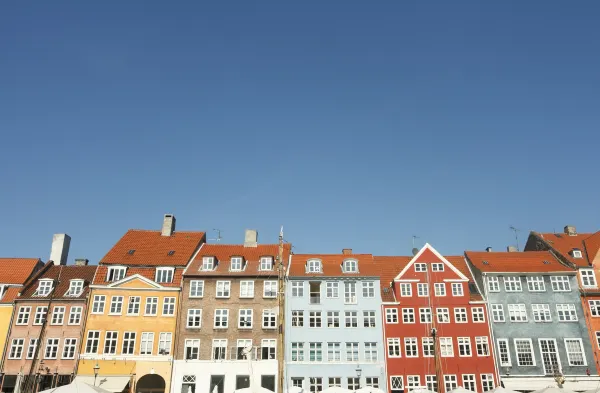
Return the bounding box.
[584,232,600,264]
[289,254,378,278]
[0,286,22,304]
[186,243,291,277]
[100,230,205,267]
[20,265,98,300]
[0,258,43,285]
[373,256,411,302]
[465,250,573,273]
[532,231,597,267]
[93,265,183,286]
[445,255,483,301]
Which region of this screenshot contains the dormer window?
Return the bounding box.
[156,267,174,283]
[307,259,322,273]
[202,257,215,271]
[260,257,274,271]
[65,280,84,297]
[230,257,243,271]
[34,279,53,297]
[343,259,358,273]
[571,249,583,259]
[107,267,126,282]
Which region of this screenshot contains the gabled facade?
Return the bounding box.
[76,215,205,393]
[466,249,599,391]
[171,230,290,393]
[285,250,386,393]
[380,244,498,393]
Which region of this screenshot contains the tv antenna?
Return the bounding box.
[208,229,223,242]
[412,235,420,256]
[510,226,520,251]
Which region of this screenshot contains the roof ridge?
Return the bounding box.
[125,229,205,234]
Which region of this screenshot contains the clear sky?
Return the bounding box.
[1,1,599,264]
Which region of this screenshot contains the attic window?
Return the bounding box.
[342,259,358,273]
[306,259,322,273]
[202,257,215,271]
[127,249,135,255]
[572,249,583,259]
[482,260,489,265]
[156,267,174,283]
[260,257,274,271]
[33,279,53,297]
[65,280,84,297]
[107,266,126,282]
[230,257,243,271]
[168,250,175,256]
[543,260,550,265]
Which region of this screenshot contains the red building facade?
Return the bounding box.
[378,244,499,393]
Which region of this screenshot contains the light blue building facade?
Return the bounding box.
[284,253,386,393]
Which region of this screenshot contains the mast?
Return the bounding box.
[427,267,443,393]
[277,227,286,393]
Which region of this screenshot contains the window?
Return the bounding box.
[390,376,403,393]
[345,311,358,327]
[291,342,304,362]
[292,310,304,327]
[187,309,202,328]
[462,375,476,392]
[487,277,500,292]
[407,376,420,391]
[417,283,429,297]
[182,376,196,393]
[497,339,511,366]
[454,308,467,323]
[444,375,457,392]
[239,281,254,298]
[236,339,252,360]
[458,337,472,356]
[260,256,273,271]
[155,267,174,283]
[581,269,597,287]
[364,342,378,362]
[310,378,323,393]
[400,283,412,297]
[451,283,464,296]
[437,308,450,323]
[162,297,176,315]
[344,282,357,304]
[51,306,65,325]
[145,297,158,315]
[326,282,339,298]
[532,304,552,322]
[202,257,214,271]
[557,304,578,321]
[491,304,505,322]
[122,332,136,354]
[127,296,140,315]
[327,342,341,362]
[325,311,339,327]
[504,276,522,292]
[26,339,38,359]
[214,309,229,328]
[159,332,172,355]
[481,374,494,392]
[104,331,118,354]
[261,339,276,360]
[422,337,434,357]
[432,263,444,272]
[92,295,105,314]
[212,339,227,360]
[348,378,360,391]
[184,339,200,360]
[216,281,231,298]
[235,309,252,328]
[107,267,126,282]
[434,283,446,296]
[328,377,341,388]
[34,279,53,297]
[420,308,432,323]
[539,339,561,374]
[508,304,528,322]
[307,259,322,273]
[551,276,571,292]
[9,338,24,359]
[514,339,535,366]
[16,306,31,325]
[34,306,47,325]
[565,338,586,366]
[141,332,154,355]
[110,296,123,315]
[573,249,583,258]
[527,276,545,292]
[363,311,376,327]
[291,281,304,296]
[346,342,359,361]
[44,338,59,359]
[291,378,304,388]
[403,308,415,323]
[343,260,358,273]
[231,257,243,271]
[311,282,321,303]
[415,263,427,272]
[426,376,437,392]
[472,307,485,323]
[591,300,600,316]
[309,342,322,362]
[404,338,418,357]
[264,281,277,298]
[309,311,322,327]
[263,309,277,328]
[388,338,401,357]
[85,331,100,354]
[366,377,379,388]
[386,308,398,323]
[440,337,453,357]
[66,280,84,297]
[476,337,490,356]
[190,280,204,297]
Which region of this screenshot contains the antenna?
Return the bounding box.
[208,229,223,242]
[412,235,420,255]
[509,226,520,251]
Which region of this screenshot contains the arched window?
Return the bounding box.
[343,259,358,273]
[307,259,322,273]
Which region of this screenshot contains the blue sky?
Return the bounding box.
[1,1,599,264]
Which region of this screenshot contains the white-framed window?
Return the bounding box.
[434,283,446,296]
[155,267,174,283]
[514,338,535,366]
[363,311,376,328]
[551,276,571,292]
[16,306,31,325]
[212,339,227,360]
[539,338,561,375]
[508,304,528,322]
[104,331,118,354]
[240,280,255,298]
[326,282,339,298]
[387,338,401,357]
[437,308,450,323]
[581,269,597,287]
[264,280,277,298]
[407,375,420,392]
[420,308,432,323]
[187,309,202,328]
[261,338,276,360]
[458,337,472,357]
[476,336,490,356]
[444,375,458,392]
[291,342,304,362]
[8,338,24,359]
[182,375,196,393]
[343,259,358,273]
[346,342,359,361]
[144,297,158,316]
[527,276,545,292]
[237,309,253,328]
[140,332,154,355]
[344,282,357,304]
[386,308,398,323]
[44,338,59,359]
[462,375,476,392]
[65,280,84,297]
[127,296,141,315]
[454,307,467,323]
[348,378,360,391]
[403,308,415,324]
[481,374,494,392]
[497,338,511,366]
[328,377,341,388]
[310,378,323,393]
[472,307,485,323]
[216,281,231,298]
[309,342,323,362]
[230,256,243,271]
[51,306,65,325]
[452,283,464,296]
[400,283,412,297]
[422,337,434,357]
[532,304,552,322]
[345,311,358,327]
[366,377,379,388]
[214,309,229,328]
[307,259,322,273]
[363,281,375,297]
[107,267,126,282]
[309,311,322,327]
[440,337,453,357]
[432,263,444,272]
[184,339,200,360]
[201,257,215,271]
[189,280,204,297]
[590,300,600,317]
[565,338,586,366]
[504,277,522,292]
[572,249,583,258]
[159,332,172,355]
[291,281,304,296]
[491,304,505,322]
[292,310,304,327]
[110,296,123,315]
[26,338,38,359]
[415,263,427,272]
[327,342,341,362]
[34,306,48,325]
[122,332,136,354]
[35,279,53,296]
[291,378,303,388]
[262,309,277,328]
[390,376,404,393]
[417,283,429,297]
[404,338,418,357]
[85,331,100,354]
[426,376,437,392]
[487,277,500,292]
[92,295,105,314]
[364,342,378,362]
[163,297,176,315]
[260,256,274,271]
[557,304,578,321]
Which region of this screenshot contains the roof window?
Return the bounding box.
[167,250,175,256]
[127,249,135,255]
[156,267,174,283]
[107,266,127,282]
[260,257,274,271]
[306,259,322,273]
[230,256,244,271]
[33,279,53,297]
[482,260,489,265]
[201,256,215,271]
[342,259,358,273]
[65,279,84,297]
[571,249,583,259]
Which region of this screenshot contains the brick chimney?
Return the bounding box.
[507,246,518,252]
[161,214,176,237]
[50,234,71,265]
[244,229,258,248]
[342,248,353,255]
[75,259,89,266]
[564,225,577,236]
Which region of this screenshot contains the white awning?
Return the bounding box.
[74,376,131,393]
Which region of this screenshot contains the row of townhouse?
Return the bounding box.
[1,218,600,393]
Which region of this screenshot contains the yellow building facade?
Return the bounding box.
[0,304,13,362]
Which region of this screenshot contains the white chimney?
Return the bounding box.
[507,246,518,252]
[244,229,258,248]
[75,258,89,266]
[50,234,71,265]
[485,247,493,252]
[564,225,577,236]
[162,214,176,237]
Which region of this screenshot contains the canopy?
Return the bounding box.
[533,387,577,393]
[354,388,386,393]
[409,389,436,393]
[449,387,478,393]
[73,376,131,393]
[39,381,112,393]
[286,387,303,393]
[488,387,519,393]
[322,387,352,393]
[234,387,275,393]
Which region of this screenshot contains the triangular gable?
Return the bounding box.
[107,274,163,289]
[393,243,469,281]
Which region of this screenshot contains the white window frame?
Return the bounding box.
[551,276,571,292]
[155,267,174,283]
[51,306,65,325]
[404,337,418,358]
[417,283,429,297]
[8,338,24,359]
[386,308,398,324]
[487,277,500,292]
[107,266,126,282]
[230,256,243,271]
[527,276,546,292]
[564,338,587,366]
[187,309,202,328]
[472,307,485,323]
[189,280,204,298]
[16,306,31,325]
[162,297,176,316]
[476,336,490,356]
[260,256,274,271]
[454,307,467,323]
[491,304,505,322]
[390,376,404,393]
[216,281,231,298]
[458,337,472,357]
[34,306,47,325]
[437,308,450,323]
[420,308,432,324]
[127,296,141,315]
[184,339,200,360]
[581,269,597,288]
[109,296,124,315]
[432,263,444,272]
[92,295,105,314]
[590,300,600,317]
[214,309,229,328]
[514,338,536,366]
[35,279,53,296]
[66,279,84,297]
[363,281,375,297]
[44,338,60,359]
[263,280,277,298]
[239,309,253,329]
[504,276,522,292]
[201,257,215,271]
[343,259,358,273]
[556,304,578,322]
[572,249,583,258]
[140,332,154,355]
[451,283,464,296]
[400,283,412,297]
[144,297,158,316]
[291,281,304,296]
[415,263,427,272]
[85,331,100,354]
[481,374,494,392]
[307,259,322,273]
[240,280,255,298]
[326,282,339,298]
[434,283,446,297]
[402,308,415,324]
[508,304,528,322]
[532,304,552,322]
[497,338,511,366]
[440,337,453,357]
[159,332,172,355]
[538,338,561,375]
[387,338,401,357]
[104,331,118,354]
[344,282,357,304]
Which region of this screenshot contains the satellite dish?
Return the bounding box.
[412,248,419,256]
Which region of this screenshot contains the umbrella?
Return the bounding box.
[488,387,519,393]
[355,388,386,393]
[583,389,600,393]
[234,387,276,393]
[321,387,352,393]
[286,388,303,393]
[39,381,112,393]
[409,389,436,393]
[449,387,477,393]
[533,388,577,393]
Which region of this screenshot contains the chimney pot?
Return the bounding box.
[244,229,258,247]
[50,234,71,265]
[485,247,493,252]
[507,246,518,252]
[75,258,89,266]
[564,225,577,236]
[161,214,176,237]
[342,248,352,255]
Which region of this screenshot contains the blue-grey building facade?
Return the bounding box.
[284,253,386,393]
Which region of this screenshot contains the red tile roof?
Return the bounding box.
[445,255,483,301]
[19,264,98,300]
[93,265,183,287]
[373,256,411,302]
[186,243,291,277]
[465,251,573,273]
[584,232,600,264]
[100,230,205,267]
[0,258,43,284]
[289,254,377,278]
[531,231,600,267]
[0,287,22,304]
